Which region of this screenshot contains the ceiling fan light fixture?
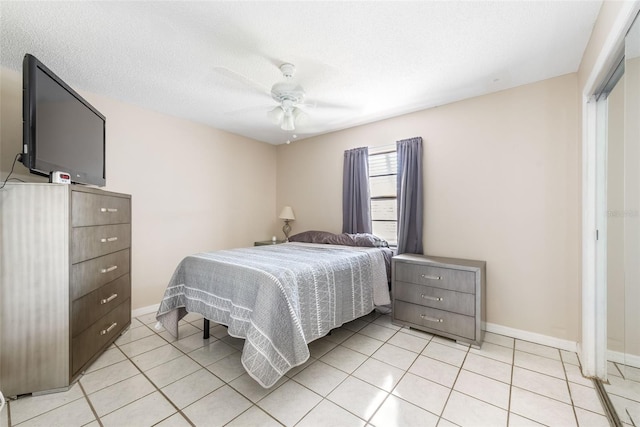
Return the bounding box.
[267,106,284,124]
[281,112,295,131]
[292,107,308,125]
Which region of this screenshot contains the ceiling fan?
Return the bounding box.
[213,61,355,133]
[266,63,308,131]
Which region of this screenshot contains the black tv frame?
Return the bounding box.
[22,54,106,187]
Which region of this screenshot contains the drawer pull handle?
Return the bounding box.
[100,322,118,335]
[421,294,443,302]
[101,237,118,243]
[101,208,119,213]
[100,265,118,274]
[421,274,442,280]
[420,314,443,323]
[101,293,118,304]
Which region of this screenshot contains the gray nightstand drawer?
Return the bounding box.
[394,281,475,316]
[394,300,476,340]
[395,263,475,294]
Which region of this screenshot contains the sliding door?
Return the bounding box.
[604,14,640,425]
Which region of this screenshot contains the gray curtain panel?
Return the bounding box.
[397,137,424,254]
[342,147,372,234]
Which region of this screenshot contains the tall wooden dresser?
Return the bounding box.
[0,183,131,396]
[392,254,486,347]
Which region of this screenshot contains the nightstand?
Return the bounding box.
[254,240,286,246]
[392,254,486,348]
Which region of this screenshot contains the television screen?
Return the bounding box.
[22,54,106,186]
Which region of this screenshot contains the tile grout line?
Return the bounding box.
[5,397,11,427]
[110,319,220,425]
[321,312,394,425]
[614,361,626,380]
[435,343,471,425]
[77,381,103,427]
[227,311,384,426]
[285,311,410,425]
[267,312,387,425]
[182,317,300,423]
[506,338,515,426]
[156,318,269,420]
[181,318,287,427]
[559,348,581,425]
[124,356,197,427]
[360,327,437,425]
[80,336,187,425]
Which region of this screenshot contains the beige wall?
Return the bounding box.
[0,66,278,309]
[278,74,581,341]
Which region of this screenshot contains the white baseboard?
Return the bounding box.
[132,303,159,319]
[130,305,640,371]
[128,305,582,355]
[485,322,579,353]
[607,349,640,369]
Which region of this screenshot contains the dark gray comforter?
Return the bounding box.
[156,242,390,387]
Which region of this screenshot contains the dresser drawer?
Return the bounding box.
[395,262,475,294]
[72,274,131,337]
[72,191,131,227]
[72,299,130,376]
[394,281,475,316]
[394,300,475,340]
[71,249,130,300]
[71,224,131,263]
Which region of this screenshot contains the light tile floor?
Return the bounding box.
[605,360,640,425]
[1,311,612,427]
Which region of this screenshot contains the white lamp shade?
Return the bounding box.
[293,107,309,125]
[279,206,295,220]
[281,112,295,131]
[267,107,284,124]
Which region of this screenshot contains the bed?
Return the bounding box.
[155,232,393,388]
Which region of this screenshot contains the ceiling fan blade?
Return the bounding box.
[301,98,359,112]
[212,66,271,96]
[224,104,274,115]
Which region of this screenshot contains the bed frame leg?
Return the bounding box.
[203,319,210,339]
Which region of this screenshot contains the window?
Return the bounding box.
[368,146,397,246]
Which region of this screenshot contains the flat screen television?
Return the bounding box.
[21,54,106,186]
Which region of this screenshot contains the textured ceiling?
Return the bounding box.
[0,1,602,145]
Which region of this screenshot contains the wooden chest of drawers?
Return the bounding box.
[392,254,486,347]
[0,183,131,396]
[69,189,131,378]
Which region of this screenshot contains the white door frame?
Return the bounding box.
[581,1,639,378]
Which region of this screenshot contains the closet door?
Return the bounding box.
[622,12,640,396]
[607,15,640,426]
